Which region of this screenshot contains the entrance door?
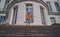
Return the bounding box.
[26,4,33,23]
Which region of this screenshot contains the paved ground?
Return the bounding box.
[0,25,60,37]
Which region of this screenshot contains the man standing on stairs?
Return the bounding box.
[26,12,31,26]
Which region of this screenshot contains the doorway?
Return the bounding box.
[26,4,33,23]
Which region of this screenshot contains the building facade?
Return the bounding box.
[0,0,60,26]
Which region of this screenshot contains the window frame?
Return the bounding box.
[12,6,18,24]
[46,2,52,11]
[26,3,34,23]
[54,2,60,11]
[40,6,46,25]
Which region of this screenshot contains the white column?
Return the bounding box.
[7,7,14,25]
[44,7,51,25]
[17,2,25,24]
[33,3,42,25]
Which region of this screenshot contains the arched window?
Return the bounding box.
[12,6,18,24]
[40,6,45,24]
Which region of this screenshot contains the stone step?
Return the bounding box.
[0,25,60,36]
[14,23,45,26]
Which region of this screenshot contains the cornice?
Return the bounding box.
[48,11,60,15]
[7,0,48,11]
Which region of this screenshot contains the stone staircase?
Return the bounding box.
[0,24,60,37]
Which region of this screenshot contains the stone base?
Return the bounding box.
[14,23,48,26]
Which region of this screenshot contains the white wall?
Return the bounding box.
[7,7,14,25]
[17,2,25,24]
[49,15,60,24]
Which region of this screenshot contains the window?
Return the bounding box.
[12,6,18,24]
[5,0,10,7]
[40,6,45,24]
[46,2,52,11]
[0,16,6,23]
[54,2,60,11]
[6,0,10,4]
[50,17,56,24]
[26,3,33,23]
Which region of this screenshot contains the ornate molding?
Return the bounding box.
[48,11,60,15]
[7,0,48,11]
